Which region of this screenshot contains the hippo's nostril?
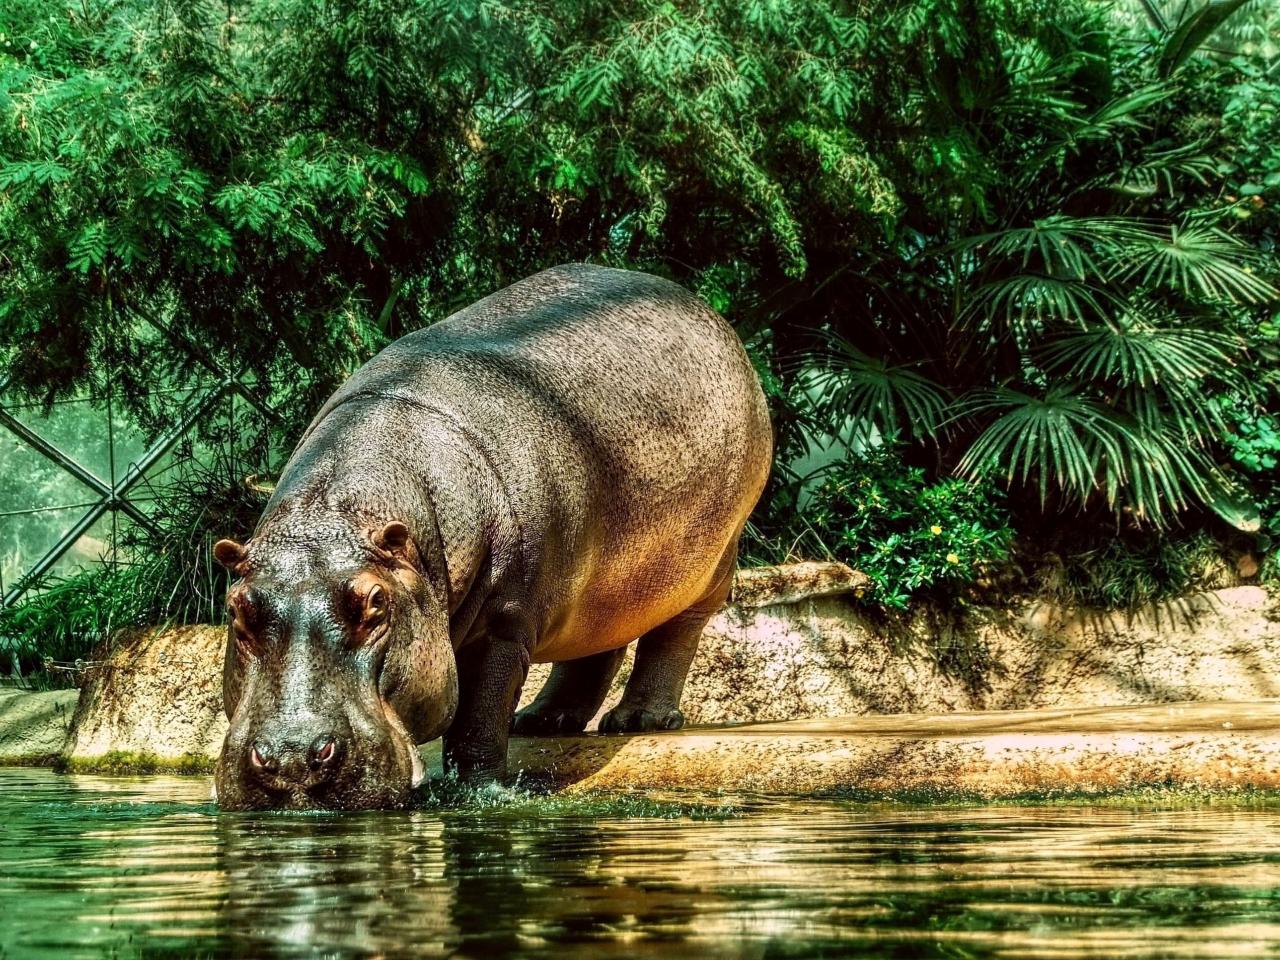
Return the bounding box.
[250,743,279,775]
[309,735,340,772]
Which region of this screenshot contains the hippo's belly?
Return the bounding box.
[530,567,714,663]
[527,493,741,663]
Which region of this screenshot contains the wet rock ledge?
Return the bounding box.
[491,700,1280,797]
[1,561,1277,798]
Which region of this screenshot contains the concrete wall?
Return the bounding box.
[535,579,1280,728]
[55,564,1280,768]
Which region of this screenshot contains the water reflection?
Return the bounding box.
[213,810,718,958]
[215,813,452,956]
[2,768,1280,959]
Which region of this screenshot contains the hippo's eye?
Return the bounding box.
[228,605,258,656]
[346,577,391,643]
[226,588,263,656]
[364,584,387,625]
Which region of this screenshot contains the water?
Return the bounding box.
[2,769,1279,959]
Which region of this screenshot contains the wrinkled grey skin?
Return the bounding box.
[214,264,772,810]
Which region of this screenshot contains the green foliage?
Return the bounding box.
[0,0,1278,637]
[1157,0,1256,77]
[1039,532,1222,608]
[801,448,1015,610]
[798,53,1276,528]
[0,566,153,682]
[0,0,520,428]
[1220,400,1280,580]
[1222,71,1280,206]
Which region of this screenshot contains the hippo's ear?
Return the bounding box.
[373,521,412,556]
[213,538,248,571]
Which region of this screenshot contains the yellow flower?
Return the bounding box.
[930,524,943,536]
[946,552,959,564]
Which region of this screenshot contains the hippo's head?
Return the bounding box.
[211,518,457,810]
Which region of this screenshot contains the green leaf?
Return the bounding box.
[66,220,107,274]
[1117,224,1277,304]
[803,334,951,443]
[1205,472,1262,532]
[955,387,1216,525]
[1157,0,1255,78]
[1040,322,1242,389]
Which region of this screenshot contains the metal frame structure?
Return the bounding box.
[0,320,281,607]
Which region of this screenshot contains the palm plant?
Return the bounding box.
[799,4,1276,530]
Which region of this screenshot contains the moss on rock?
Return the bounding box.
[56,750,217,776]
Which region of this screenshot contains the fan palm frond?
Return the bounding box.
[1109,142,1217,197]
[955,386,1215,523]
[804,334,951,443]
[961,274,1116,336]
[956,387,1117,506]
[1018,82,1175,184]
[1042,316,1249,444]
[949,216,1150,281]
[1115,223,1278,303]
[1071,83,1175,140]
[1039,321,1242,387]
[1112,425,1215,523]
[1117,382,1227,446]
[996,40,1087,130]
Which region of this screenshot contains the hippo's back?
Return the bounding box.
[315,264,772,658]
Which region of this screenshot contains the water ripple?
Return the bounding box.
[2,769,1279,959]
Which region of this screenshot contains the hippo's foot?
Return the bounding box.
[511,705,592,736]
[513,649,627,737]
[598,705,685,734]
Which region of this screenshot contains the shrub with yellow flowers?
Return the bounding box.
[803,445,1015,610]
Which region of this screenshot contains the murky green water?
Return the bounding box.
[2,769,1280,959]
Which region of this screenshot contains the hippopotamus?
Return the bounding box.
[211,263,772,809]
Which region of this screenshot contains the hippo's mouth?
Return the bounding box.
[213,699,426,810]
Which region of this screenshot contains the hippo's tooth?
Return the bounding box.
[380,697,427,788]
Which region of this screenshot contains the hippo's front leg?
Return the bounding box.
[443,629,532,784]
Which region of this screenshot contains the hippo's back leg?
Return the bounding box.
[512,648,626,736]
[598,537,738,734]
